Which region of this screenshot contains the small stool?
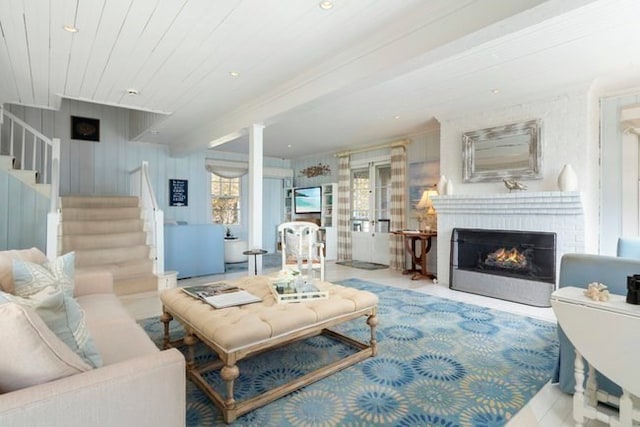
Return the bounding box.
[224,239,248,263]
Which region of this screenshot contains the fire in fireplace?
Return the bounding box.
[485,247,529,270]
[450,228,557,307]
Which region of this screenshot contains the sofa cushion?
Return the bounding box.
[0,247,48,293]
[10,253,103,368]
[76,294,159,365]
[0,298,92,393]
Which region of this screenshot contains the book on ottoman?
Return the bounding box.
[182,283,261,309]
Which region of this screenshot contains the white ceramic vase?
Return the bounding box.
[437,175,447,195]
[445,179,454,195]
[557,164,578,191]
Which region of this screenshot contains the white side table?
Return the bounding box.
[224,239,248,264]
[551,287,640,426]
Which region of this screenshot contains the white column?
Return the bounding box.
[248,124,265,275]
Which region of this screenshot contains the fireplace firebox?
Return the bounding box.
[450,228,556,307]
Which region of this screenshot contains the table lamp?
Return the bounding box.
[417,188,438,232]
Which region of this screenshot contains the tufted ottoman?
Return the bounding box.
[160,275,378,423]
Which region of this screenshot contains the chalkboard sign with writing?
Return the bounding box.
[169,179,188,207]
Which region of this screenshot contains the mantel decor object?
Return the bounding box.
[463,119,542,182]
[436,175,447,195]
[557,164,578,191]
[299,163,331,178]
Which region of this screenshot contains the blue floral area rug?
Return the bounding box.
[140,278,558,426]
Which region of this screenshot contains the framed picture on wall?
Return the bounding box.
[169,179,188,207]
[71,116,100,141]
[408,160,440,205]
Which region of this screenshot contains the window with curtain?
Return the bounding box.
[210,174,240,225]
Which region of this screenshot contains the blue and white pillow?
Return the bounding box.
[9,252,102,368]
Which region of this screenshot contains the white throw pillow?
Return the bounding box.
[10,252,103,368]
[0,299,91,393]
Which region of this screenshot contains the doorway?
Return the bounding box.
[350,162,390,265]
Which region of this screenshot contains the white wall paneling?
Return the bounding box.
[438,88,599,254]
[0,170,48,251]
[1,100,292,251]
[601,92,640,254]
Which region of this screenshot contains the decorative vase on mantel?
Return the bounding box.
[557,164,578,192]
[445,179,454,195]
[437,175,447,195]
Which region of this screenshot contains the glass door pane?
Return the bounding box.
[374,164,391,233]
[351,167,370,232]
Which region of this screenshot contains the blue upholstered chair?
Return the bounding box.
[617,237,640,259]
[553,253,640,397]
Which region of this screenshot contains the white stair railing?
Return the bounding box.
[129,161,164,275]
[1,108,55,184]
[46,139,61,259]
[0,106,61,259]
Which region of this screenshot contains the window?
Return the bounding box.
[210,174,240,224]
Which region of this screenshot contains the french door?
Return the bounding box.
[351,162,391,264]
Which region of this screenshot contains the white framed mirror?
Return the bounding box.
[463,119,542,182]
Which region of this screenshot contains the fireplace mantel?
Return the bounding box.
[431,191,585,290]
[432,191,583,215]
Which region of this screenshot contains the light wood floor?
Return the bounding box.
[119,261,608,427]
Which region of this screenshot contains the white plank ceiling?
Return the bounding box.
[1,0,639,159]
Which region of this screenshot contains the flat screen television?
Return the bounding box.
[294,186,322,214]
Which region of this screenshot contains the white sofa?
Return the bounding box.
[0,248,186,427]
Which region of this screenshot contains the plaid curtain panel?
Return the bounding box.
[389,145,406,270]
[337,155,352,261]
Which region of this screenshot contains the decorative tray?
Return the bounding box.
[270,278,328,304]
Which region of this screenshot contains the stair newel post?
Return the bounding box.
[31,133,37,179]
[9,119,14,157]
[155,208,164,274]
[20,127,25,170]
[46,138,61,260]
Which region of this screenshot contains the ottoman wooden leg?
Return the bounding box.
[367,312,379,356]
[221,363,240,423]
[184,332,198,370]
[160,311,173,349]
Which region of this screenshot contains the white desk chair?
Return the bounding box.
[278,221,325,282]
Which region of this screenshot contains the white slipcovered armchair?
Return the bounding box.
[278,221,325,281]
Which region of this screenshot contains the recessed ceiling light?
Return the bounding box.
[126,88,139,96]
[319,1,333,10]
[229,71,240,77]
[63,24,78,33]
[394,115,401,119]
[491,88,500,94]
[287,144,292,148]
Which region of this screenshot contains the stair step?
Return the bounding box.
[62,232,147,251]
[77,258,154,280]
[62,207,141,221]
[59,194,157,296]
[113,273,158,296]
[33,183,51,197]
[8,169,38,185]
[0,155,15,170]
[61,196,139,208]
[62,218,144,235]
[74,245,150,267]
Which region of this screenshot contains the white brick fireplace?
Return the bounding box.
[431,191,585,288]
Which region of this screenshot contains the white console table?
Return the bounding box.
[551,287,640,426]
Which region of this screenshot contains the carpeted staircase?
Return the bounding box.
[59,195,157,295]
